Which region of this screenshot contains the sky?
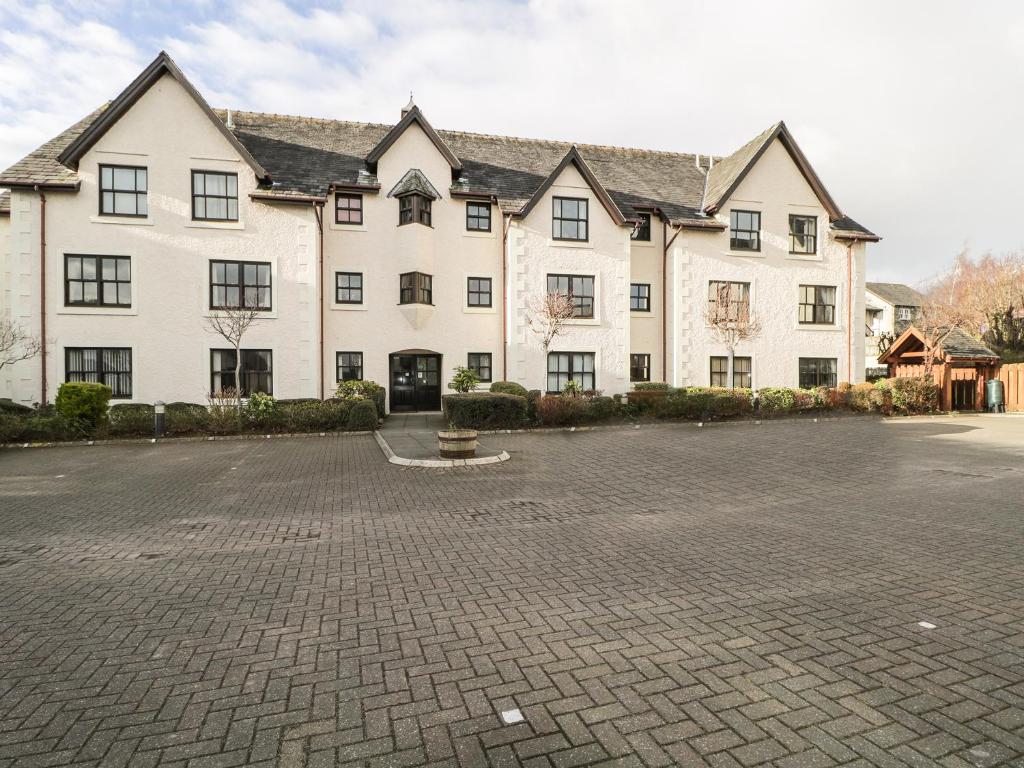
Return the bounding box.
[2,0,1023,285]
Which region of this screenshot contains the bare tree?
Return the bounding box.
[705,282,760,388]
[527,291,575,355]
[205,306,261,411]
[917,267,971,381]
[0,320,42,372]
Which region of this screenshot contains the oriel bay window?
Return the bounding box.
[729,209,760,251]
[798,285,836,325]
[337,352,363,381]
[211,349,273,395]
[789,215,817,254]
[630,283,650,312]
[467,353,492,382]
[210,260,271,310]
[547,352,595,393]
[399,194,432,226]
[99,164,147,217]
[192,171,238,221]
[335,193,363,225]
[547,274,595,318]
[467,277,492,307]
[799,357,837,388]
[400,272,432,305]
[65,255,131,307]
[336,272,363,304]
[66,347,132,399]
[710,356,752,388]
[630,353,650,382]
[552,197,588,241]
[466,201,491,231]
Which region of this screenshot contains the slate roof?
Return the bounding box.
[0,108,104,188]
[0,191,9,216]
[866,282,925,308]
[387,168,441,199]
[938,327,998,359]
[0,55,876,237]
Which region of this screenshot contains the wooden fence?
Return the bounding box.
[887,361,1022,411]
[998,362,1024,411]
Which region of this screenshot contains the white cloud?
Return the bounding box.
[2,0,1024,283]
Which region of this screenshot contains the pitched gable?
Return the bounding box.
[57,51,269,182]
[365,106,461,172]
[703,121,878,240]
[516,146,626,226]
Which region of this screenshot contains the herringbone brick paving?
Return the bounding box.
[0,418,1022,767]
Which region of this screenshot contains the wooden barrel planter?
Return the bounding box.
[437,429,478,459]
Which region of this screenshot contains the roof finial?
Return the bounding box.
[401,91,415,118]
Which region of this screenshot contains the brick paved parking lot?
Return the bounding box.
[1,417,1023,768]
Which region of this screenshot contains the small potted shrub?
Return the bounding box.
[439,366,479,458]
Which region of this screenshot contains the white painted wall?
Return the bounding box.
[0,80,873,409]
[2,73,319,405]
[321,120,503,407]
[507,163,632,394]
[671,139,866,388]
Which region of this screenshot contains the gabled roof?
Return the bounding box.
[1,52,875,236]
[516,146,626,226]
[56,51,269,182]
[866,282,925,308]
[703,121,878,241]
[387,169,441,200]
[0,191,9,216]
[365,105,462,172]
[878,325,999,364]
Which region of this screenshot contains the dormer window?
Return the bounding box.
[399,194,431,226]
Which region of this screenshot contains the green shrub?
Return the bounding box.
[562,380,583,398]
[0,412,79,443]
[277,399,351,432]
[55,382,112,433]
[848,383,891,413]
[448,366,480,393]
[443,392,529,430]
[878,377,938,414]
[106,403,155,437]
[164,402,210,435]
[0,398,32,415]
[525,390,542,424]
[657,387,751,420]
[346,398,379,430]
[633,382,671,391]
[246,392,276,421]
[490,381,529,397]
[336,380,386,418]
[757,387,797,415]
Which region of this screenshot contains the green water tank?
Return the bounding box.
[986,379,1005,412]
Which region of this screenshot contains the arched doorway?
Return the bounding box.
[388,350,442,412]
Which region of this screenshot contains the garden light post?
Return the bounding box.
[154,401,165,440]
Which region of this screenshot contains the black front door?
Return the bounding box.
[389,354,441,411]
[952,378,976,411]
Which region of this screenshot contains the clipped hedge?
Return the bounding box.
[55,382,111,433]
[107,403,156,437]
[534,393,623,426]
[442,392,529,430]
[346,399,379,430]
[490,381,529,398]
[876,377,938,414]
[0,398,33,415]
[336,380,386,418]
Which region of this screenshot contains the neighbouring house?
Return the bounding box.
[0,52,878,411]
[864,281,924,375]
[879,325,1000,410]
